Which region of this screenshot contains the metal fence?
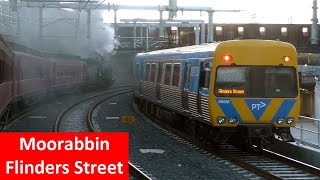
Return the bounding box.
[298,65,320,76]
[291,116,320,149]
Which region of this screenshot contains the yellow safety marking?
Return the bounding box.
[121,116,136,124]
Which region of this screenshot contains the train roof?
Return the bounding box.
[14,51,85,64]
[14,51,48,60]
[135,39,295,61]
[217,39,296,49]
[40,51,81,60]
[136,42,220,60]
[0,35,14,60]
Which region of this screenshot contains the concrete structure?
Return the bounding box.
[311,0,318,46]
[315,82,320,120]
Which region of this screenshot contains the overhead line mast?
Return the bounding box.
[3,0,240,42]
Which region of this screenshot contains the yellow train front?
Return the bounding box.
[210,40,300,142]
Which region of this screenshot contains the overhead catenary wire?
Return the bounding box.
[89,0,105,13]
[81,0,91,12]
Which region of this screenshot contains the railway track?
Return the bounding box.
[53,86,153,180]
[219,144,320,179]
[53,87,132,132]
[3,83,111,132]
[136,104,320,180]
[128,162,152,180]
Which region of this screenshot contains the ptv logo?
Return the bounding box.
[245,99,271,121]
[251,102,266,110]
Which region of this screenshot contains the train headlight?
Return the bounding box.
[286,117,295,124]
[217,116,227,124]
[228,117,238,124]
[222,54,233,62]
[276,117,285,125]
[283,56,291,63]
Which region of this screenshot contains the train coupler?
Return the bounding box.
[240,124,273,139]
[276,128,295,142]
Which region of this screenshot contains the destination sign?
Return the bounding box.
[218,89,245,94]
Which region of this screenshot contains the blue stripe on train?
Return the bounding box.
[271,99,297,122]
[216,99,243,123]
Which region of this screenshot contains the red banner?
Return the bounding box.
[0,132,128,180]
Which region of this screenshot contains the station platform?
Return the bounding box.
[272,121,320,168]
[291,121,320,148]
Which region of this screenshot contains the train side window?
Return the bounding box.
[3,61,5,83]
[281,27,287,36]
[8,63,11,82]
[216,26,222,36]
[1,61,5,84]
[0,60,3,84]
[140,63,144,81]
[199,62,212,91]
[150,64,156,82]
[302,27,308,37]
[238,27,244,36]
[0,61,2,83]
[183,63,191,91]
[20,68,23,80]
[259,27,266,36]
[4,62,7,82]
[135,63,140,80]
[172,64,180,87]
[164,63,172,86]
[4,61,6,83]
[145,63,151,81]
[9,64,12,81]
[8,64,11,81]
[3,61,6,83]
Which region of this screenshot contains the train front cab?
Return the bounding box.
[209,40,300,142]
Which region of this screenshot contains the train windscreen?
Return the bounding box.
[214,66,298,98]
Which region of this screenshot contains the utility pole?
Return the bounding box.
[311,0,318,46]
[87,11,91,39]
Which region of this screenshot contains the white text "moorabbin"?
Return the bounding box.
[20,137,110,151]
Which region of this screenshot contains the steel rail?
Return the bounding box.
[53,85,131,132]
[263,148,320,177]
[134,102,320,180]
[86,89,153,180]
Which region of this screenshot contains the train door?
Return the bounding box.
[198,61,212,115]
[139,63,144,96]
[182,62,192,111]
[134,63,139,83]
[134,63,140,94]
[156,63,163,101]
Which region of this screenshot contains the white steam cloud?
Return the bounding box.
[9,6,114,58]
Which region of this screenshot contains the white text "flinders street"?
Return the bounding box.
[20,137,110,151]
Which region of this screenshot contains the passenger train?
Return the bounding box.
[0,35,112,129]
[133,40,300,146]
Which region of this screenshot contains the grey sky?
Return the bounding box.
[101,0,314,24]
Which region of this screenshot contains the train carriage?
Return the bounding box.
[134,40,300,145]
[0,35,14,119]
[0,34,114,130]
[42,54,86,87]
[52,61,86,87]
[13,51,51,96]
